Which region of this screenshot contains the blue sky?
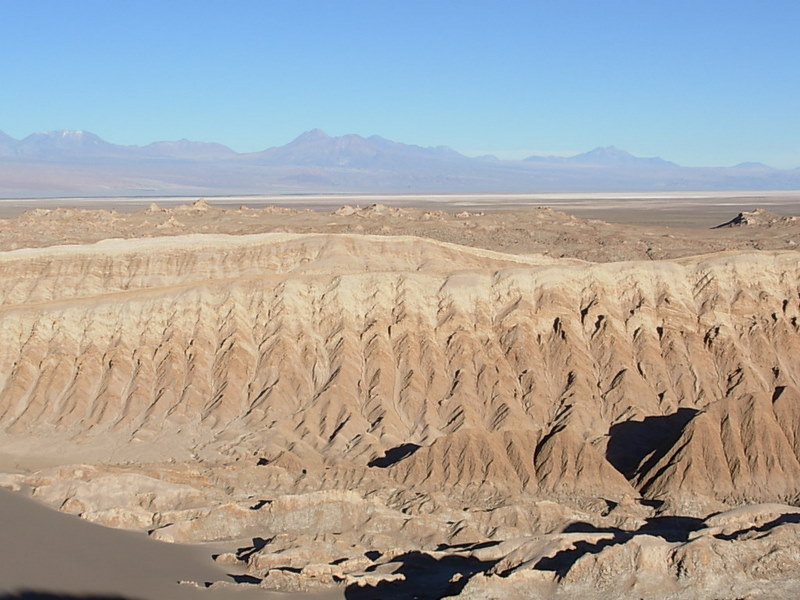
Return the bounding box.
[2,0,798,167]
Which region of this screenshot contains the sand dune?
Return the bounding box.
[0,488,341,600]
[1,203,799,599]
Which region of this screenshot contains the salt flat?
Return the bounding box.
[2,190,800,227]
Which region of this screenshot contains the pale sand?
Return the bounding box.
[0,488,342,600]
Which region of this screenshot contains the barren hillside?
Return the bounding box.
[1,201,799,599]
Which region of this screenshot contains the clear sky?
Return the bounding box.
[2,0,798,167]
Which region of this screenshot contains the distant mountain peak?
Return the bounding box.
[33,129,95,139]
[14,129,115,158]
[524,145,677,168]
[585,145,630,156]
[570,146,675,167]
[254,130,466,168]
[294,129,331,142]
[2,128,799,194]
[732,161,773,170]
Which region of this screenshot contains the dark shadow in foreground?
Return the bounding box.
[534,515,706,577]
[235,536,271,562]
[0,592,141,600]
[714,512,800,540]
[344,551,495,600]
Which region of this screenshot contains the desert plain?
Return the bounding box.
[1,192,800,599]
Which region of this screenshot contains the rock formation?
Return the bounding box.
[0,204,799,599]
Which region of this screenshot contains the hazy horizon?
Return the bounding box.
[2,1,799,168]
[2,127,799,171]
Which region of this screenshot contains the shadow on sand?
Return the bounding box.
[344,551,494,600]
[714,512,800,541]
[345,514,713,598]
[0,592,141,600]
[527,515,706,577]
[341,509,800,598]
[606,408,698,478]
[368,443,421,468]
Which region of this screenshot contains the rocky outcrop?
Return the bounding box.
[0,235,798,507]
[1,231,799,599]
[714,207,798,228]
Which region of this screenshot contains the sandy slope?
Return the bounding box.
[0,202,799,599]
[0,488,342,600]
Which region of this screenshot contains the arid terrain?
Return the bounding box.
[1,193,800,600]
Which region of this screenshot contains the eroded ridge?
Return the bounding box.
[1,233,799,599]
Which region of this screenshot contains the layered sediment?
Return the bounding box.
[1,209,799,599]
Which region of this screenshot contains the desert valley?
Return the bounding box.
[0,193,798,599]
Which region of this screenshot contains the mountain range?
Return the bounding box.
[1,129,798,197]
